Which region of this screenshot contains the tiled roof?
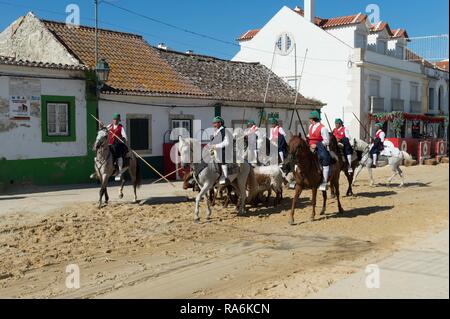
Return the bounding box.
[238,9,368,42]
[435,60,449,72]
[370,22,393,35]
[318,13,367,29]
[237,29,261,42]
[41,20,206,97]
[293,6,369,29]
[0,55,88,70]
[391,28,409,39]
[405,48,436,69]
[157,48,323,107]
[238,6,408,42]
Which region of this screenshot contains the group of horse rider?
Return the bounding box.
[103,111,386,189]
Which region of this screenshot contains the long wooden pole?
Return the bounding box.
[352,112,372,141]
[294,48,308,106]
[323,112,332,131]
[90,114,175,187]
[151,167,183,185]
[295,109,307,138]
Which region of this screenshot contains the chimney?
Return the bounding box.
[304,0,315,23]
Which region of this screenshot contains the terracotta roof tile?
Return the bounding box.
[391,28,409,39]
[157,49,323,107]
[405,48,435,68]
[318,13,367,29]
[370,22,393,36]
[435,60,449,72]
[238,9,368,42]
[237,29,261,42]
[41,20,206,97]
[0,55,88,70]
[238,6,410,42]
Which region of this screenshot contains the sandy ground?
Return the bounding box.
[0,164,448,299]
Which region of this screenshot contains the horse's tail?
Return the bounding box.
[401,151,412,161]
[134,160,142,189]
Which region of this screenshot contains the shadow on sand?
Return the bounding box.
[0,196,27,201]
[138,196,191,206]
[355,191,397,198]
[378,182,431,188]
[316,205,395,221]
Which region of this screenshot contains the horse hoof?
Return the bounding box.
[194,218,200,224]
[206,218,212,223]
[310,217,315,222]
[320,210,325,216]
[288,219,295,226]
[119,194,124,199]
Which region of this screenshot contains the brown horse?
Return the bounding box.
[287,135,344,225]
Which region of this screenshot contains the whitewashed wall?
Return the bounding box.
[99,96,313,158]
[233,6,361,138]
[0,70,87,160]
[99,97,216,157]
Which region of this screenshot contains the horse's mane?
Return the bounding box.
[328,133,339,153]
[288,135,317,166]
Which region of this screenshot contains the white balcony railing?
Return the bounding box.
[391,99,405,112]
[410,101,422,114]
[369,96,385,113]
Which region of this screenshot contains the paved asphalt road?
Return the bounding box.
[309,229,449,299]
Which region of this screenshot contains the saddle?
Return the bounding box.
[309,147,338,165]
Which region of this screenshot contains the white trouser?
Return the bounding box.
[346,154,352,165]
[279,151,284,163]
[117,158,124,173]
[322,165,329,184]
[347,155,353,172]
[221,165,228,178]
[372,154,378,165]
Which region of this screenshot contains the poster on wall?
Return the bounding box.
[9,77,41,120]
[9,96,30,119]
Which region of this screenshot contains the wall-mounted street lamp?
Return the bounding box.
[95,58,110,88]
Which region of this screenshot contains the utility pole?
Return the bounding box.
[95,0,99,67]
[94,0,100,124]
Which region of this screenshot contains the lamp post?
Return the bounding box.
[95,58,110,89]
[93,0,110,122]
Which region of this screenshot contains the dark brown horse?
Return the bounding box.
[287,135,344,225]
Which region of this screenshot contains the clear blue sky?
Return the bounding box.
[1,0,448,60]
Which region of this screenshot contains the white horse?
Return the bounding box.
[178,137,251,223]
[93,128,141,208]
[352,139,412,187]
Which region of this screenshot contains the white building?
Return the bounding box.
[0,55,93,188]
[233,1,449,140]
[0,13,321,185]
